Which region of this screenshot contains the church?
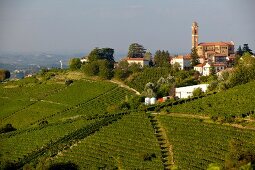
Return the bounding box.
[191,22,235,75]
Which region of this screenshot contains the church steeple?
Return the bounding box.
[192,21,199,49]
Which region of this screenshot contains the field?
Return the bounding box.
[165,81,255,119]
[157,115,255,169]
[1,77,255,169]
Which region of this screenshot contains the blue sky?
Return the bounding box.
[0,0,254,55]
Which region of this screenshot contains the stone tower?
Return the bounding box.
[192,21,199,49]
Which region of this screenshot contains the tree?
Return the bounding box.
[242,44,253,55]
[236,45,243,56]
[154,50,170,67]
[127,43,146,58]
[190,47,200,67]
[98,60,113,79]
[144,51,152,61]
[82,61,99,76]
[69,58,82,70]
[87,48,115,64]
[192,87,204,97]
[0,69,10,81]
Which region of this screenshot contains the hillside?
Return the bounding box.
[164,81,255,122]
[1,76,255,169]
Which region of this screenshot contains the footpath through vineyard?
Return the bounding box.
[110,80,140,95]
[148,113,174,170]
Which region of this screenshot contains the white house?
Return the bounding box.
[175,84,209,99]
[80,57,88,63]
[170,55,191,70]
[194,62,226,76]
[126,58,150,67]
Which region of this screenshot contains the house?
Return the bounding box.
[194,62,227,76]
[170,55,191,70]
[175,84,209,99]
[126,58,150,67]
[80,57,88,63]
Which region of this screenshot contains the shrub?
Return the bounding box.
[0,124,17,134]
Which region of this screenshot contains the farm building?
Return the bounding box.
[175,84,209,99]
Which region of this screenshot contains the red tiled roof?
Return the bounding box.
[174,55,191,60]
[198,42,234,46]
[213,63,226,67]
[194,63,205,67]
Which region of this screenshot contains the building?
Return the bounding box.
[126,58,150,67]
[192,22,235,63]
[175,84,209,99]
[80,56,88,63]
[194,62,226,76]
[191,21,235,74]
[170,55,191,70]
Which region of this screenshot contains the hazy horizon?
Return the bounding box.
[0,0,254,55]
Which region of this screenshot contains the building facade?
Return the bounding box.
[191,21,235,75]
[126,58,150,67]
[192,22,235,62]
[170,55,191,70]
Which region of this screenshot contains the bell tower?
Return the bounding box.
[192,21,199,49]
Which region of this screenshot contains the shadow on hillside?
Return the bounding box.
[48,162,79,170]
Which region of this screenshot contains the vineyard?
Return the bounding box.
[166,81,255,118]
[157,115,255,169]
[1,76,255,169]
[126,67,174,92]
[53,112,163,169]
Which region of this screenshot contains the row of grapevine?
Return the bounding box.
[48,86,134,123]
[0,118,97,163]
[167,81,255,118]
[53,112,163,169]
[1,80,120,128]
[0,83,66,120]
[158,115,255,169]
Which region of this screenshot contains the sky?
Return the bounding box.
[0,0,254,55]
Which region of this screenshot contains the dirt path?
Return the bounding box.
[148,114,174,170]
[110,80,140,95]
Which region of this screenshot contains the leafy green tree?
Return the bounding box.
[190,47,200,67]
[127,43,146,58]
[114,60,130,80]
[82,61,99,76]
[98,60,113,79]
[88,48,115,63]
[142,82,156,97]
[154,50,170,67]
[192,87,204,97]
[144,51,152,60]
[0,69,10,81]
[69,58,82,70]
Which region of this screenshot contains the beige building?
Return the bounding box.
[126,58,150,67]
[170,55,191,70]
[191,22,235,64]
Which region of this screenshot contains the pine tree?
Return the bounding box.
[236,45,243,56]
[242,44,253,55]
